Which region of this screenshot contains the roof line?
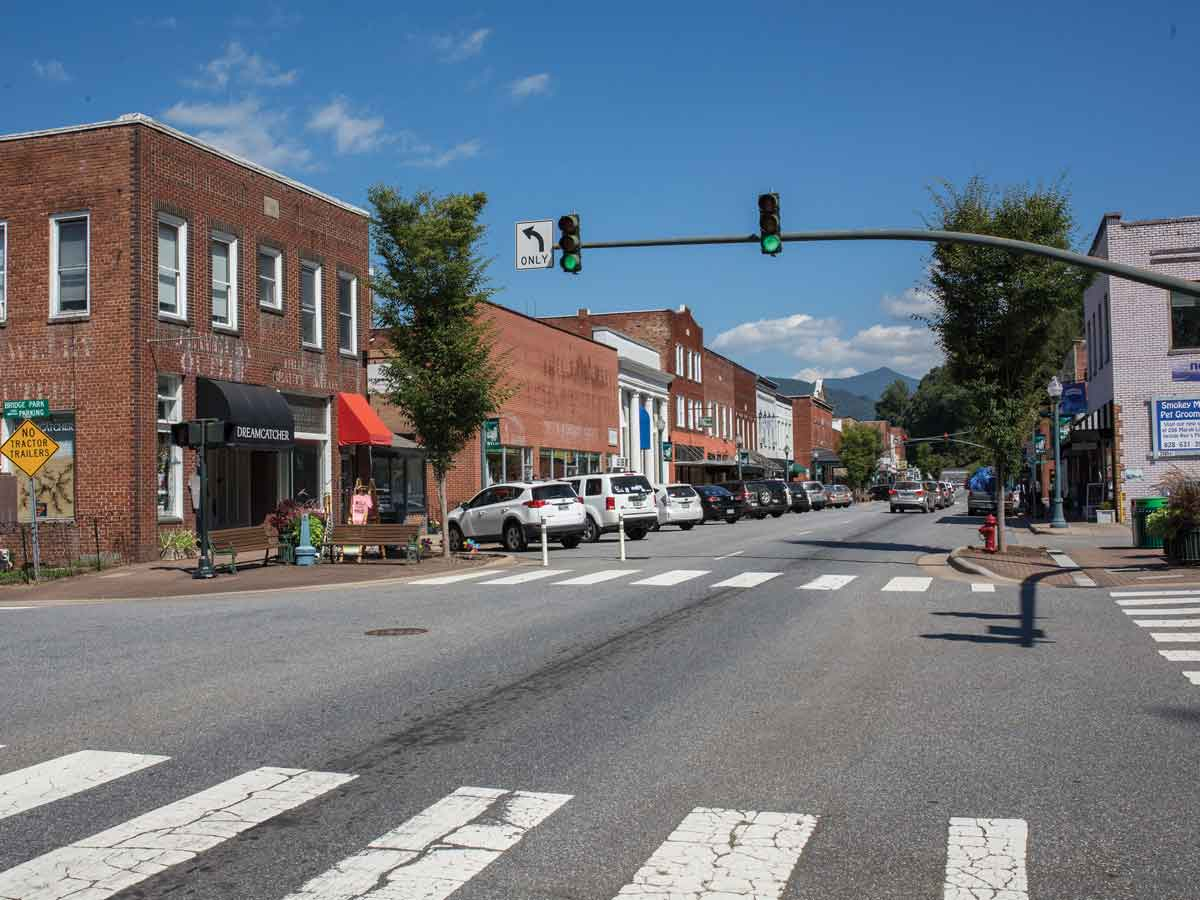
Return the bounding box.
[0,113,369,218]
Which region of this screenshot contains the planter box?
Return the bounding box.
[1164,528,1200,565]
[1096,509,1115,524]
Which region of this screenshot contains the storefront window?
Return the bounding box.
[537,448,602,480]
[487,445,535,483]
[156,375,183,519]
[366,450,426,522]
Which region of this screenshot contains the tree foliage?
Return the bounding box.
[874,379,910,424]
[923,177,1090,547]
[370,186,513,553]
[839,424,883,494]
[901,367,978,467]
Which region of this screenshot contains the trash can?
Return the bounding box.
[1132,497,1167,549]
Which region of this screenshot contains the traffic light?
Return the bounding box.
[558,214,582,274]
[758,192,782,255]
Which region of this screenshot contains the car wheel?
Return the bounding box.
[447,524,464,552]
[583,516,600,543]
[771,511,783,518]
[890,506,897,513]
[560,535,581,549]
[504,521,528,552]
[680,522,694,531]
[627,527,648,541]
[727,515,740,524]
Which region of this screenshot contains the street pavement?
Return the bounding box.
[0,497,1196,899]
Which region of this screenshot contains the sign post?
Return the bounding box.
[0,408,59,582]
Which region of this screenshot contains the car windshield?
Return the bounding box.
[666,486,696,498]
[532,484,576,501]
[895,481,921,490]
[803,482,823,491]
[611,475,653,494]
[700,486,731,497]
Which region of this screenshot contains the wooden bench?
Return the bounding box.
[209,525,280,573]
[324,524,420,562]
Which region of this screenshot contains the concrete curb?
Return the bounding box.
[947,547,1020,584]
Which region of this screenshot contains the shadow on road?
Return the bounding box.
[921,569,1057,648]
[786,538,949,555]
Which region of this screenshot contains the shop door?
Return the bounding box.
[251,452,278,525]
[292,443,321,504]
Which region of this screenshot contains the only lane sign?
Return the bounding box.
[515,220,553,270]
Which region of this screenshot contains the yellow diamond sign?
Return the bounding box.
[0,418,60,478]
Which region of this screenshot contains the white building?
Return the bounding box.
[753,378,792,475]
[591,327,673,485]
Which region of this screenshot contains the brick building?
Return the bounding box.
[0,114,374,563]
[732,360,758,456]
[791,390,836,481]
[370,302,619,515]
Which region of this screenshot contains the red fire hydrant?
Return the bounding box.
[978,514,998,553]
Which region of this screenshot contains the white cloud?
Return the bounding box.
[794,367,861,381]
[882,286,937,319]
[433,28,492,62]
[163,98,312,171]
[308,98,386,154]
[188,42,298,90]
[33,59,70,82]
[401,138,482,169]
[510,73,550,99]
[710,313,826,351]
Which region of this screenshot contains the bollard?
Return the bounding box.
[618,509,626,562]
[541,516,549,567]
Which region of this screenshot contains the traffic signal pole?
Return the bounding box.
[557,227,1200,299]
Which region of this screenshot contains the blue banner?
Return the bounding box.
[1060,381,1087,416]
[639,407,651,450]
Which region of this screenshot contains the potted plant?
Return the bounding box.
[1149,471,1200,564]
[268,498,329,565]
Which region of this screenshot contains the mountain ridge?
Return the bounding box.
[768,367,920,421]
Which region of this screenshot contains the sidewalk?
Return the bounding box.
[0,551,508,606]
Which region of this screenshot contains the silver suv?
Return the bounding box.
[889,480,935,513]
[447,482,587,552]
[564,473,658,542]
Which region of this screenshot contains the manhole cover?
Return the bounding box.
[365,627,428,637]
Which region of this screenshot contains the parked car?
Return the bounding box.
[656,484,704,530]
[940,481,957,507]
[825,484,853,508]
[924,480,944,509]
[869,483,892,501]
[719,481,763,519]
[448,481,586,552]
[762,479,809,513]
[564,472,658,542]
[888,479,936,513]
[967,486,1018,517]
[800,481,827,510]
[694,484,741,523]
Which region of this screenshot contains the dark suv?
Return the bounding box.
[748,480,790,518]
[695,484,740,523]
[764,479,810,513]
[719,481,761,519]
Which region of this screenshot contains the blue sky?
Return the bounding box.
[5,1,1198,382]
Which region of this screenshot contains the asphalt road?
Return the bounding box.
[1,498,1196,899]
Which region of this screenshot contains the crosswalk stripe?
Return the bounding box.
[611,806,817,899]
[1133,619,1200,628]
[630,569,710,587]
[0,766,355,900]
[710,572,782,589]
[1116,597,1200,607]
[479,569,571,585]
[1183,672,1200,686]
[1149,632,1200,642]
[1122,607,1200,615]
[553,570,639,585]
[0,751,169,822]
[882,576,933,592]
[971,583,995,593]
[799,574,857,591]
[1161,650,1200,662]
[943,817,1028,899]
[408,571,494,586]
[1111,588,1200,598]
[282,786,570,900]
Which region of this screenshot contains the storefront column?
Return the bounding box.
[628,390,642,474]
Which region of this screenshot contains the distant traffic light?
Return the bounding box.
[758,193,782,255]
[559,214,582,274]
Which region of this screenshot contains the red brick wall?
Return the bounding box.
[791,396,834,470]
[700,348,736,459]
[732,363,757,450]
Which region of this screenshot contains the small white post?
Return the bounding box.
[618,509,626,562]
[540,516,549,567]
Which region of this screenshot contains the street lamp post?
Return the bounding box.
[1048,376,1068,529]
[736,438,743,480]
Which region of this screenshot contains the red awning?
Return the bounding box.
[337,392,392,447]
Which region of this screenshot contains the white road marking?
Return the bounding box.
[799,574,857,591]
[409,571,494,586]
[943,817,1028,899]
[553,570,638,585]
[1161,650,1200,662]
[711,572,782,589]
[1123,607,1200,615]
[1150,632,1200,642]
[0,766,354,900]
[0,607,36,611]
[610,806,817,899]
[1183,672,1200,686]
[479,569,571,585]
[631,569,710,587]
[282,786,570,900]
[796,530,813,536]
[971,583,996,593]
[714,549,744,560]
[1133,619,1200,628]
[882,576,933,592]
[0,751,169,822]
[1116,597,1200,607]
[1111,588,1200,598]
[1048,551,1078,568]
[1135,573,1185,580]
[1071,571,1098,587]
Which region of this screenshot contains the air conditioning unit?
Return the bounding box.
[611,456,629,470]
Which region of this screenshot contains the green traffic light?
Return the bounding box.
[761,234,782,254]
[562,253,580,272]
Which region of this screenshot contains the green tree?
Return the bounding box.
[902,367,977,467]
[839,424,883,496]
[370,186,514,556]
[923,177,1090,549]
[874,379,910,423]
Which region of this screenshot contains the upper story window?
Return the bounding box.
[1104,295,1112,364]
[211,232,238,330]
[300,260,322,348]
[157,214,187,319]
[258,247,282,310]
[675,395,685,428]
[1171,288,1200,351]
[337,271,357,354]
[675,344,684,376]
[156,374,183,520]
[51,212,89,317]
[695,353,702,384]
[0,222,7,323]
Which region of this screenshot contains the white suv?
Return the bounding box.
[447,482,586,552]
[564,473,659,542]
[656,483,704,530]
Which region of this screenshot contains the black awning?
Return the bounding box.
[811,447,842,465]
[196,378,295,448]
